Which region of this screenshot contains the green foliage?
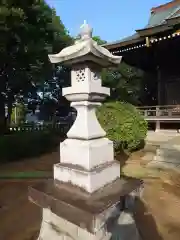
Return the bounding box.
[91,36,144,105]
[0,0,72,133]
[92,36,107,45]
[102,62,144,105]
[0,130,61,162]
[1,0,72,85]
[10,108,16,125]
[11,103,26,125]
[75,35,107,45]
[96,101,148,152]
[0,171,51,179]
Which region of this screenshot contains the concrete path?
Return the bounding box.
[146,130,180,145]
[142,131,180,163]
[146,131,180,172]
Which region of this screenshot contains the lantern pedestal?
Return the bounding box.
[29,178,142,240]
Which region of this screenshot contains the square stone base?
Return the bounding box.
[54,161,120,193]
[37,208,140,240]
[60,138,114,170]
[29,178,143,240]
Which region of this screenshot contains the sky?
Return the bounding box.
[46,0,171,42]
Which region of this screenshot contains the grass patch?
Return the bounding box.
[0,171,52,179]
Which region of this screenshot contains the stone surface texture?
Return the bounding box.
[146,130,180,145]
[49,21,122,193]
[29,178,142,240]
[48,22,121,67]
[148,135,180,171]
[37,209,140,240]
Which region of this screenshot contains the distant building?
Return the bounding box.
[104,0,180,106]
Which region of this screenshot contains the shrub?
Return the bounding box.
[0,131,60,162]
[96,101,148,152]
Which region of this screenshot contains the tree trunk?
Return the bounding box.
[7,93,14,126]
[0,93,7,134]
[7,101,13,126]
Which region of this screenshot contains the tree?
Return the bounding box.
[0,0,72,132]
[102,62,143,105]
[92,36,107,45]
[35,65,72,121]
[92,36,143,105]
[11,103,26,125]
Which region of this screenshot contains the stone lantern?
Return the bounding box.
[48,21,122,193]
[29,22,142,240]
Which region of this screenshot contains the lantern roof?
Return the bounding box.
[48,21,122,67]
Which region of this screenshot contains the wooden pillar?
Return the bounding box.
[154,43,164,106]
[157,65,162,105]
[155,106,160,132]
[155,120,160,132]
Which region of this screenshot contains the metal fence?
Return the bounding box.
[9,123,71,135]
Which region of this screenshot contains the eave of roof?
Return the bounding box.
[136,24,172,37]
[103,33,143,50]
[166,15,180,25]
[104,1,180,49]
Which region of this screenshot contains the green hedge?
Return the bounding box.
[0,131,61,162]
[96,101,148,152]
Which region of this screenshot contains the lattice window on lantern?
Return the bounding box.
[75,68,86,82]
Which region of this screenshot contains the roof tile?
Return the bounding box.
[104,1,180,48]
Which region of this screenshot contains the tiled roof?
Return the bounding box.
[146,5,179,27]
[103,33,140,47]
[169,8,180,18]
[104,1,180,48]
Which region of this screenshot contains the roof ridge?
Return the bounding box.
[159,4,180,25]
[167,6,180,18]
[151,0,180,14]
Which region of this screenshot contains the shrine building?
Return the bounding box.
[104,0,180,131]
